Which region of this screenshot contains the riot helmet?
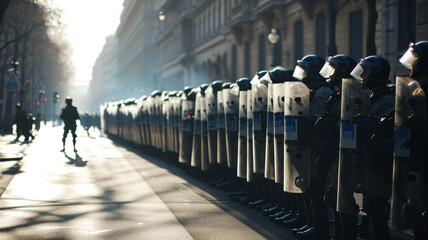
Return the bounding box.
[351,55,391,88]
[183,86,193,95]
[293,55,326,82]
[400,41,428,78]
[65,97,72,105]
[222,82,232,89]
[320,54,357,85]
[200,83,209,95]
[236,77,251,91]
[257,70,268,79]
[187,88,197,101]
[211,80,223,92]
[269,66,298,83]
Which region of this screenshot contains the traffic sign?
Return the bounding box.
[5,72,19,91]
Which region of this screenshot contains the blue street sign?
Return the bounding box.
[5,72,19,91]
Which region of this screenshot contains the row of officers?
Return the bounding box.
[101,42,428,240]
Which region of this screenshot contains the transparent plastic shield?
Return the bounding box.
[399,47,418,70]
[239,92,248,121]
[224,88,239,115]
[283,81,310,192]
[391,76,427,232]
[252,79,268,112]
[292,64,308,81]
[319,61,336,79]
[267,83,274,113]
[217,90,225,129]
[336,78,370,213]
[200,96,207,121]
[340,78,371,121]
[247,90,253,120]
[273,83,285,114]
[194,93,202,121]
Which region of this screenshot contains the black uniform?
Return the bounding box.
[60,100,80,151]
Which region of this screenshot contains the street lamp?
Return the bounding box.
[268,28,280,44]
[158,10,166,21]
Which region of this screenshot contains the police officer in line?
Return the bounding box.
[350,55,395,240]
[315,54,358,239]
[60,97,80,152]
[14,103,27,141]
[292,55,335,239]
[395,41,428,239]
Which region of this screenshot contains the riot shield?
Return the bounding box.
[273,82,285,184]
[206,86,218,165]
[201,94,210,171]
[336,78,371,214]
[247,89,254,182]
[283,81,311,193]
[265,82,275,180]
[390,76,427,233]
[179,97,194,164]
[224,86,239,169]
[237,91,248,178]
[173,94,182,154]
[162,95,169,153]
[217,90,227,165]
[251,76,268,174]
[191,92,203,168]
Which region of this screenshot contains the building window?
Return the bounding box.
[258,34,266,70]
[349,10,363,60]
[398,0,416,51]
[244,41,251,77]
[232,45,237,80]
[315,12,326,58]
[272,30,282,67]
[294,20,304,62]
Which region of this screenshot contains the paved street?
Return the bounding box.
[0,125,293,240]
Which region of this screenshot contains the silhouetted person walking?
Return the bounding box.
[14,103,27,141]
[60,97,79,152]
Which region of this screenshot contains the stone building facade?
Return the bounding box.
[89,0,428,102]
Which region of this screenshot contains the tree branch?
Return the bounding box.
[0,21,43,54]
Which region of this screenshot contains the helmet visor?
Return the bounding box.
[350,62,374,83]
[400,47,418,70]
[292,60,311,80]
[319,61,336,79]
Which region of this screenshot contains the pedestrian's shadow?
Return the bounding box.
[64,152,87,167]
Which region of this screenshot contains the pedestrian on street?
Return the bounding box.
[60,97,80,152]
[23,113,35,142]
[14,103,27,141]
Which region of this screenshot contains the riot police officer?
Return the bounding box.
[292,55,335,239]
[316,54,358,239]
[60,97,80,152]
[392,41,428,239]
[350,55,395,240]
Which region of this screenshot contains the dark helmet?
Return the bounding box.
[183,86,193,95]
[187,88,197,101]
[257,70,268,79]
[222,82,232,89]
[65,97,72,105]
[200,83,209,94]
[151,90,162,97]
[320,54,357,83]
[351,55,391,84]
[269,66,298,83]
[211,80,224,92]
[293,55,326,82]
[236,77,251,91]
[400,41,428,75]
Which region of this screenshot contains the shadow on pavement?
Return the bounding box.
[64,152,87,167]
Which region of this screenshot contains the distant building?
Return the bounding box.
[89,0,428,101]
